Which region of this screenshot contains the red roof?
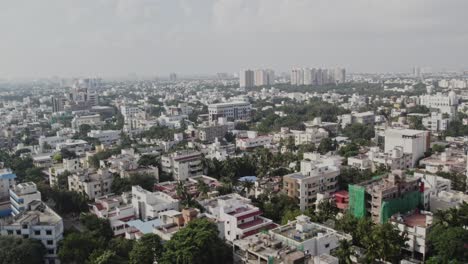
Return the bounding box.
[236,210,262,221]
[241,223,278,238]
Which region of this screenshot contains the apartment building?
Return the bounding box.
[48,158,81,187]
[283,153,341,211]
[338,111,375,128]
[0,168,16,199]
[200,194,276,242]
[208,101,251,122]
[89,193,135,236]
[87,130,121,146]
[68,169,113,200]
[348,146,413,171]
[419,91,459,115]
[9,182,41,216]
[198,123,228,142]
[349,170,423,223]
[71,114,102,129]
[236,131,273,150]
[0,200,64,264]
[161,150,203,181]
[422,112,450,132]
[131,186,179,221]
[384,128,430,167]
[55,139,91,156]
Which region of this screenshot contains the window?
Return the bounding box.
[47,249,54,254]
[35,230,41,235]
[16,230,21,235]
[325,243,330,248]
[23,235,29,239]
[47,240,53,245]
[7,230,13,235]
[46,230,52,235]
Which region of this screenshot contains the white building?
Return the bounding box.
[131,186,179,221]
[236,131,272,150]
[87,130,121,146]
[208,101,251,122]
[419,91,459,116]
[71,114,102,129]
[68,169,113,200]
[55,139,91,156]
[0,200,64,264]
[422,112,450,132]
[9,182,42,216]
[89,193,136,236]
[384,128,430,167]
[200,194,276,242]
[254,69,275,87]
[348,146,413,171]
[48,158,82,187]
[161,151,203,181]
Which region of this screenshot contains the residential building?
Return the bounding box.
[71,114,102,129]
[0,168,16,199]
[233,215,350,264]
[198,123,228,142]
[208,101,251,122]
[429,190,468,212]
[0,200,64,264]
[68,169,113,200]
[283,153,341,211]
[348,170,423,223]
[55,139,91,156]
[89,193,135,236]
[390,211,433,261]
[239,69,255,88]
[253,69,275,87]
[236,131,272,150]
[419,91,459,116]
[384,128,430,166]
[338,111,375,128]
[131,186,179,221]
[87,130,121,146]
[153,208,199,241]
[348,146,413,171]
[419,147,466,174]
[422,112,450,132]
[161,150,203,181]
[9,182,41,216]
[48,158,82,187]
[200,194,276,242]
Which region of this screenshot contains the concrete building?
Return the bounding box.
[338,111,375,128]
[253,69,275,87]
[131,186,179,221]
[0,200,64,264]
[348,146,413,171]
[419,147,466,174]
[68,169,113,200]
[48,158,82,187]
[161,150,203,181]
[233,215,349,264]
[0,168,16,199]
[419,91,459,116]
[208,101,251,122]
[429,190,468,212]
[384,128,430,167]
[89,193,135,236]
[236,131,273,150]
[9,182,41,216]
[390,211,433,261]
[283,153,341,211]
[240,69,255,88]
[422,112,450,132]
[198,123,228,142]
[349,170,423,223]
[71,114,102,129]
[55,139,91,156]
[200,194,276,242]
[87,130,121,146]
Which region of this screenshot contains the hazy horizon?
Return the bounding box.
[1,0,468,78]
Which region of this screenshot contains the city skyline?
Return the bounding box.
[1,0,468,78]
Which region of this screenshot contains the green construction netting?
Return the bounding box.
[380,190,422,223]
[268,256,274,264]
[348,185,366,218]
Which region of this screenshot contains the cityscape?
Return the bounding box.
[0,1,468,264]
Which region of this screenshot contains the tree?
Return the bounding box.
[336,239,353,264]
[88,250,125,264]
[160,219,232,264]
[362,222,408,263]
[0,236,46,264]
[138,154,159,167]
[58,232,105,264]
[129,234,164,264]
[342,123,375,141]
[317,138,336,154]
[431,144,445,153]
[80,214,114,242]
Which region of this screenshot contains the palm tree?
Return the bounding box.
[197,179,209,199]
[336,239,353,264]
[241,180,255,197]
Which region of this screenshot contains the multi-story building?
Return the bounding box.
[0,200,64,264]
[71,114,102,129]
[9,182,42,216]
[419,147,466,174]
[338,111,375,128]
[89,193,135,236]
[0,168,16,199]
[55,139,91,156]
[87,130,121,146]
[291,67,346,86]
[48,158,82,187]
[236,131,272,150]
[348,146,413,171]
[384,128,430,167]
[68,169,113,200]
[349,170,423,223]
[208,101,251,122]
[390,211,433,261]
[253,69,275,87]
[239,69,255,88]
[131,186,179,221]
[233,215,350,264]
[294,127,329,146]
[422,112,450,132]
[419,91,459,116]
[283,153,341,211]
[200,194,276,242]
[198,123,228,142]
[161,150,203,181]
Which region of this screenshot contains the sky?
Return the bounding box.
[1,0,467,78]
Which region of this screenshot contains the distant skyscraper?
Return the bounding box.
[239,69,255,88]
[169,73,177,82]
[52,97,66,112]
[291,67,346,86]
[253,69,275,86]
[333,67,346,83]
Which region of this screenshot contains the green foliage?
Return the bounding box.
[436,171,467,192]
[407,116,425,130]
[342,123,375,141]
[80,214,114,242]
[88,250,125,264]
[160,219,232,264]
[140,126,184,141]
[39,184,88,215]
[407,105,430,114]
[0,236,46,264]
[317,138,337,154]
[111,173,157,194]
[88,148,122,169]
[58,232,105,264]
[338,142,360,158]
[129,234,164,264]
[252,193,299,223]
[137,154,160,167]
[431,144,446,153]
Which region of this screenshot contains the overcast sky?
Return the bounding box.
[1,0,467,78]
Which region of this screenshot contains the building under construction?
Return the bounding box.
[348,170,424,223]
